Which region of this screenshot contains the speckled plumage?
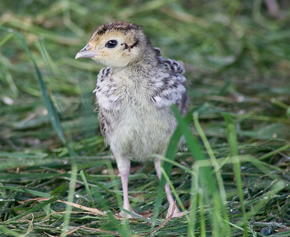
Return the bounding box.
[93,50,187,161]
[76,21,188,218]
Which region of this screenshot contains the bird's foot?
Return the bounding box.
[118,209,140,219]
[166,205,187,219]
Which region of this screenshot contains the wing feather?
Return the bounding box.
[150,51,188,115]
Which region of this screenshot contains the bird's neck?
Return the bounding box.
[112,46,158,74]
[138,46,159,66]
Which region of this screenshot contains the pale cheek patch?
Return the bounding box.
[100,51,108,56]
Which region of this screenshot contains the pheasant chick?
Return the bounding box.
[75,21,188,218]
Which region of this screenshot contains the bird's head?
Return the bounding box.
[75,21,150,68]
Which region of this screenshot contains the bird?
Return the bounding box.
[75,21,188,219]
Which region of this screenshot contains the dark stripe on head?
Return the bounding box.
[130,40,139,49]
[122,43,129,50]
[95,21,142,36]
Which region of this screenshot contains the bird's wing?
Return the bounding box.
[157,53,185,75]
[150,55,188,115]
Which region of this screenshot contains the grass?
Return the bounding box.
[0,0,289,236]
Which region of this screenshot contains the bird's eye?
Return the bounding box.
[105,40,118,48]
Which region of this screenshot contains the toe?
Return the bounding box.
[119,210,139,219]
[166,206,187,219]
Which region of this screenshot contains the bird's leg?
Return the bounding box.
[154,159,185,218]
[116,158,134,218]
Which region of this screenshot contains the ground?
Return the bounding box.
[0,0,289,236]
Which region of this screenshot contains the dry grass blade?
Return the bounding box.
[26,197,106,216]
[82,227,119,235]
[57,200,106,216]
[43,211,93,221]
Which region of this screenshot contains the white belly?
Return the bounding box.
[107,102,176,161]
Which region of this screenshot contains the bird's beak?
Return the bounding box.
[75,44,101,59]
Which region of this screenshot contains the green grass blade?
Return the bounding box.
[5,198,57,223]
[61,163,78,237]
[151,111,184,226]
[223,112,248,237]
[193,112,231,236]
[187,165,198,237]
[0,26,67,145]
[160,167,187,215]
[199,189,206,237]
[151,106,200,227]
[172,106,218,193]
[80,170,96,208]
[0,225,21,237]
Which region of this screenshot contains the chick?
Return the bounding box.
[75,21,188,218]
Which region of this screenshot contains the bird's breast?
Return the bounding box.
[95,71,176,161]
[95,70,150,111]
